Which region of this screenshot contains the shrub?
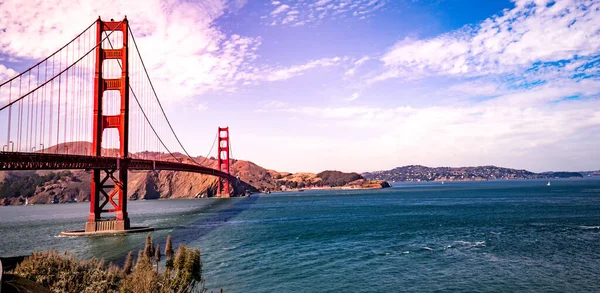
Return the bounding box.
[316,170,363,187]
[12,235,205,293]
[13,250,121,293]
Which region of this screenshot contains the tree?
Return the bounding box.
[13,235,205,293]
[174,244,186,271]
[122,251,133,275]
[154,243,161,273]
[135,250,146,269]
[144,233,154,259]
[165,235,175,270]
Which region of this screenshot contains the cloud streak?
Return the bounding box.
[265,0,387,26]
[239,56,344,83]
[374,0,600,82]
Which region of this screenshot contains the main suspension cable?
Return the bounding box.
[128,24,203,166]
[0,20,97,88]
[205,132,218,161]
[0,19,125,112]
[105,36,180,162]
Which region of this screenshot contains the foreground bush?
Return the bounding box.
[13,234,204,293]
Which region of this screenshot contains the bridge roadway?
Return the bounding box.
[0,152,244,191]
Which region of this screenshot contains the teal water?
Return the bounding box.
[1,179,600,292]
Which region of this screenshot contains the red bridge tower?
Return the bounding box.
[217,127,231,197]
[86,17,131,232]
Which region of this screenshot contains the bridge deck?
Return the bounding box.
[0,152,237,182]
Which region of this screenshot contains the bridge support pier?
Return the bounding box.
[85,166,130,232]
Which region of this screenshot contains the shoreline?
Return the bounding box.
[0,183,392,206]
[3,177,597,206]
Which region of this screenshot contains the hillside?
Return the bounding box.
[579,170,600,177]
[363,165,584,182]
[0,142,390,205]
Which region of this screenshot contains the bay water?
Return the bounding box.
[1,179,600,292]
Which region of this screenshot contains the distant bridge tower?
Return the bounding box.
[86,17,131,232]
[217,127,231,197]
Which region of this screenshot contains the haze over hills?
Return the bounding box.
[362,165,589,182]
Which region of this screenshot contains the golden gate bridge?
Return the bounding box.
[0,17,251,235]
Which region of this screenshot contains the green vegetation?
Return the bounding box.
[11,234,205,293]
[316,170,363,187]
[275,170,364,189]
[540,171,583,178]
[0,171,73,199]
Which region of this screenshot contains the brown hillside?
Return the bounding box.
[1,142,390,205]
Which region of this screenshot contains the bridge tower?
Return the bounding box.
[86,17,131,232]
[217,127,231,197]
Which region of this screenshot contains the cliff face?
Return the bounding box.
[1,169,224,205]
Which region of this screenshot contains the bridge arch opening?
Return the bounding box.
[102,90,121,115]
[102,60,123,79]
[100,31,123,49]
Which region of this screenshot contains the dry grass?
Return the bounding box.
[12,234,205,293]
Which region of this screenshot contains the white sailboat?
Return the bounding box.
[546,181,551,186]
[24,198,28,205]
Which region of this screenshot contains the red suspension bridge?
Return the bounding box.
[0,17,250,234]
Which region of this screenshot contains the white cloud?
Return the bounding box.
[0,0,263,104]
[374,0,600,81]
[197,103,208,111]
[345,68,357,76]
[0,64,18,103]
[239,56,344,82]
[347,92,360,101]
[256,78,600,171]
[256,100,288,111]
[0,0,347,104]
[0,64,16,84]
[314,0,333,6]
[447,81,501,97]
[282,14,298,24]
[264,0,387,26]
[345,56,371,76]
[271,4,290,15]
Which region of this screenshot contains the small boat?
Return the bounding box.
[24,198,28,205]
[546,181,551,186]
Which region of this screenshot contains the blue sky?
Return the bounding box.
[1,0,599,173]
